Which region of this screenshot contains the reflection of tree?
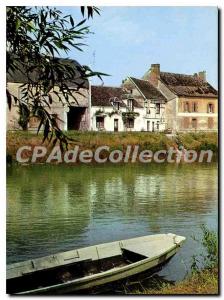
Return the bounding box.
[7,166,91,263]
[7,163,217,264]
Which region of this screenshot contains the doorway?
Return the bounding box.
[147,121,150,131]
[152,121,155,132]
[114,119,119,132]
[67,107,86,130]
[192,118,197,129]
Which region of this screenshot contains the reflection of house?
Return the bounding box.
[143,64,218,132]
[7,57,90,131]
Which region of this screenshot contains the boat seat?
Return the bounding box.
[121,246,148,262]
[121,238,177,260]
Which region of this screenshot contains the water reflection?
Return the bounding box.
[7,163,217,281]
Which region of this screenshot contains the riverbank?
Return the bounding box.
[131,268,218,295]
[7,131,218,163]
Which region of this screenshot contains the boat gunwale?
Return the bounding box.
[7,233,179,274]
[16,243,182,295]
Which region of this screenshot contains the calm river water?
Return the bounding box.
[7,163,218,287]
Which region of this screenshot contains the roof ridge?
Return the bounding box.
[130,76,151,83]
[160,71,196,78]
[91,85,122,89]
[129,76,167,101]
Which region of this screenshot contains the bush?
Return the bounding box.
[191,224,218,272]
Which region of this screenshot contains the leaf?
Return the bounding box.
[6,89,12,110]
[14,96,18,104]
[70,15,74,27]
[75,19,86,28]
[48,94,53,104]
[93,7,101,16]
[37,116,44,135]
[16,19,21,30]
[51,138,58,149]
[87,8,93,19]
[81,6,85,17]
[42,119,50,143]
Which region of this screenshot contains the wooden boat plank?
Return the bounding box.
[121,238,176,258]
[7,233,186,290]
[96,243,122,259]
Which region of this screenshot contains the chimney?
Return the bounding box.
[148,64,160,87]
[198,71,206,82]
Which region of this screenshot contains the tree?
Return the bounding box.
[6,6,107,150]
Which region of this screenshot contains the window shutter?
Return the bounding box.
[208,117,214,129]
[182,117,190,129]
[188,103,191,113]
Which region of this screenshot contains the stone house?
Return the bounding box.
[7,58,90,131]
[90,81,166,132]
[7,57,218,133]
[90,85,145,132]
[122,77,167,132]
[143,64,218,132]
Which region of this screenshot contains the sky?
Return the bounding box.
[61,6,218,88]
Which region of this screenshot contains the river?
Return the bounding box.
[7,162,218,290]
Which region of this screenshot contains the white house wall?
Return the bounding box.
[90,106,166,132]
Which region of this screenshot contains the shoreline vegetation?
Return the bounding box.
[131,224,218,295]
[130,268,218,295]
[7,131,218,164]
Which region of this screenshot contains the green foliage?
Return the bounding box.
[191,224,218,272]
[178,132,218,152]
[18,103,30,130]
[108,110,121,117]
[7,6,108,149]
[94,109,106,116]
[122,111,140,124]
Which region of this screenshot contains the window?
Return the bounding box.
[29,116,40,128]
[152,122,155,132]
[113,101,120,110]
[127,99,133,111]
[147,108,151,114]
[183,117,190,129]
[192,118,197,129]
[207,103,214,113]
[208,117,214,129]
[184,102,190,112]
[155,103,160,114]
[96,116,104,129]
[156,121,160,130]
[192,102,198,112]
[114,119,119,132]
[127,118,134,128]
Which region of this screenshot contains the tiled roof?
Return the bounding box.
[91,86,126,107]
[130,77,166,101]
[7,53,89,89]
[160,72,217,98]
[91,85,145,108]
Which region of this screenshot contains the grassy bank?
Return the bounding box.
[177,132,218,152]
[131,224,218,295]
[131,268,218,295]
[7,130,218,163]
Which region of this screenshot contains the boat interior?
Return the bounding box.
[7,247,147,294]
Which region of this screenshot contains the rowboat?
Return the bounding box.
[7,233,185,295]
